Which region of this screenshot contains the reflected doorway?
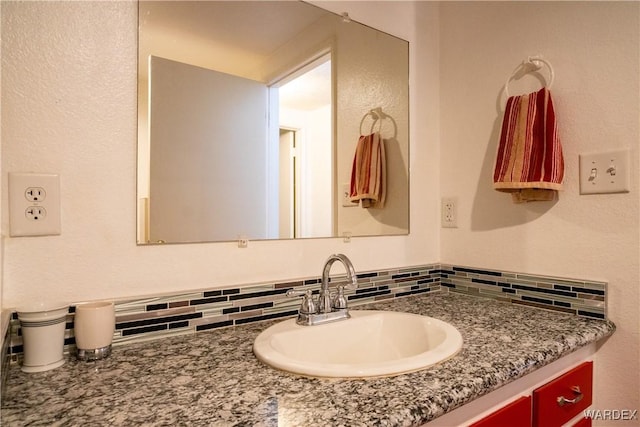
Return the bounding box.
[275,54,333,238]
[279,128,298,238]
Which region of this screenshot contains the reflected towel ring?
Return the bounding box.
[359,107,398,139]
[359,107,383,135]
[504,55,554,99]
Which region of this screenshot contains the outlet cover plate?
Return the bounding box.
[9,172,61,237]
[441,197,458,228]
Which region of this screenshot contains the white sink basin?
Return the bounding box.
[253,310,463,378]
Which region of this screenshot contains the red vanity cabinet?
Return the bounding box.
[532,361,593,427]
[464,361,593,427]
[469,396,532,427]
[570,417,592,427]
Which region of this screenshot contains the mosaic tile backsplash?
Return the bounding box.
[6,264,607,360]
[439,264,607,319]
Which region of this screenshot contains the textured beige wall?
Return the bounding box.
[438,2,639,423]
[2,0,636,422]
[1,1,435,307]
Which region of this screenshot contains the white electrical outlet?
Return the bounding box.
[579,149,630,194]
[441,197,458,228]
[25,206,47,221]
[25,187,46,202]
[9,173,61,237]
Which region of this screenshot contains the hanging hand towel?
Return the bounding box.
[350,132,386,208]
[493,87,564,203]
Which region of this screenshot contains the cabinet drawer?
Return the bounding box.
[533,361,593,427]
[571,417,592,427]
[470,396,532,427]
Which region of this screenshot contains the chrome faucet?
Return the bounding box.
[287,254,358,326]
[318,254,358,313]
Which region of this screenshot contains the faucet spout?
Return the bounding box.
[319,254,358,313]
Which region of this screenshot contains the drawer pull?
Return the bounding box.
[557,386,583,406]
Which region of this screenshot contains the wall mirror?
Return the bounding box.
[137,1,409,244]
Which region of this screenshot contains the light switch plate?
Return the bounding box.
[9,172,61,236]
[341,183,356,207]
[579,149,630,195]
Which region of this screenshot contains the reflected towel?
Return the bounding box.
[493,87,564,203]
[350,132,386,208]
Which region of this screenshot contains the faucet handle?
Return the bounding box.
[286,289,317,315]
[332,285,349,310]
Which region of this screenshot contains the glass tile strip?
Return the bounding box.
[444,265,608,320]
[5,263,609,358]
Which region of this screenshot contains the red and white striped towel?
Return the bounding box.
[350,132,386,208]
[493,87,564,203]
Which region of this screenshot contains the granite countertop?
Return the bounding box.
[1,292,615,426]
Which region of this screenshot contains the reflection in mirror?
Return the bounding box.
[278,55,332,239]
[137,1,409,244]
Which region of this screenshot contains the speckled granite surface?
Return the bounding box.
[1,292,615,426]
